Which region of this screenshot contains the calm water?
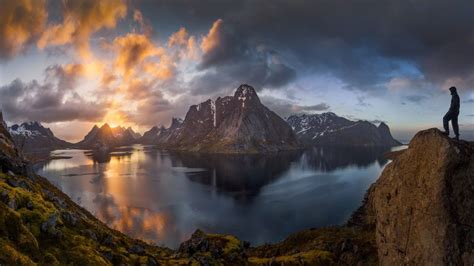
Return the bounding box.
[35,145,398,248]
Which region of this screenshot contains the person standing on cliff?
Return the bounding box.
[442,86,460,140]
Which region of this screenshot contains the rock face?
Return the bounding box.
[287,112,401,146]
[365,128,473,265]
[140,118,183,145]
[0,113,26,173]
[8,121,71,152]
[76,124,140,149]
[163,84,299,153]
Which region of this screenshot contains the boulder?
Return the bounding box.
[367,128,473,265]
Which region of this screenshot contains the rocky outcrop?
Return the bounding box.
[8,121,72,152]
[364,128,473,265]
[287,113,401,147]
[163,84,299,153]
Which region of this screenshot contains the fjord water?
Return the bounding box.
[35,145,395,248]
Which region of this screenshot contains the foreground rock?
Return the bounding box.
[365,128,473,265]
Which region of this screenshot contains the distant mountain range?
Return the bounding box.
[77,124,141,149]
[3,84,402,153]
[8,122,71,152]
[287,112,401,146]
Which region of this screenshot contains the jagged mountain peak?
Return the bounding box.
[234,84,260,106]
[160,84,298,153]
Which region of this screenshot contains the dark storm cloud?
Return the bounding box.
[0,78,107,123]
[142,0,474,91]
[260,95,330,118]
[191,19,296,95]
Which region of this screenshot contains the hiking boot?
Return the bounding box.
[442,131,449,136]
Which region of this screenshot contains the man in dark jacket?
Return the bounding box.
[443,86,460,140]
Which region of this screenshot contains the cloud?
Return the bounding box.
[37,0,127,58]
[260,95,330,118]
[139,0,474,92]
[0,67,107,123]
[189,19,297,95]
[112,33,177,81]
[403,95,428,103]
[0,0,47,60]
[463,98,474,103]
[44,64,85,90]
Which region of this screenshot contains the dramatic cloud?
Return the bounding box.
[37,0,127,57]
[113,33,167,79]
[141,0,474,92]
[260,96,330,118]
[189,19,297,95]
[0,0,47,60]
[0,65,107,123]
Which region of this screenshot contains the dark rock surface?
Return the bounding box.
[364,128,473,265]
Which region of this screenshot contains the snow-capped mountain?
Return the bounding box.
[161,84,299,153]
[8,121,71,152]
[287,113,401,146]
[77,124,141,149]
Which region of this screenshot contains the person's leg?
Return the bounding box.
[443,112,451,135]
[452,114,459,140]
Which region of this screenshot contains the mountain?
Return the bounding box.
[287,112,401,146]
[140,118,183,144]
[161,84,299,153]
[8,121,71,152]
[76,124,140,149]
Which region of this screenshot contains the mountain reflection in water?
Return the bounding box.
[35,144,397,248]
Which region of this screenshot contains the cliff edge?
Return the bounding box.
[365,128,473,265]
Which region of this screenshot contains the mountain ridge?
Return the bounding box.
[158,84,300,153]
[287,112,401,146]
[8,121,72,153]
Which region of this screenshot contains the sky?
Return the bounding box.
[0,0,473,142]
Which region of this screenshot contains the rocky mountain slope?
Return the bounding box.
[76,124,140,149]
[8,122,71,152]
[140,118,183,145]
[287,113,401,146]
[161,84,299,153]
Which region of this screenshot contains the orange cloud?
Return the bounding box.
[0,0,47,60]
[168,27,199,60]
[113,33,165,79]
[38,0,127,58]
[200,19,223,53]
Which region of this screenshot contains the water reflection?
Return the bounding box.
[35,145,396,248]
